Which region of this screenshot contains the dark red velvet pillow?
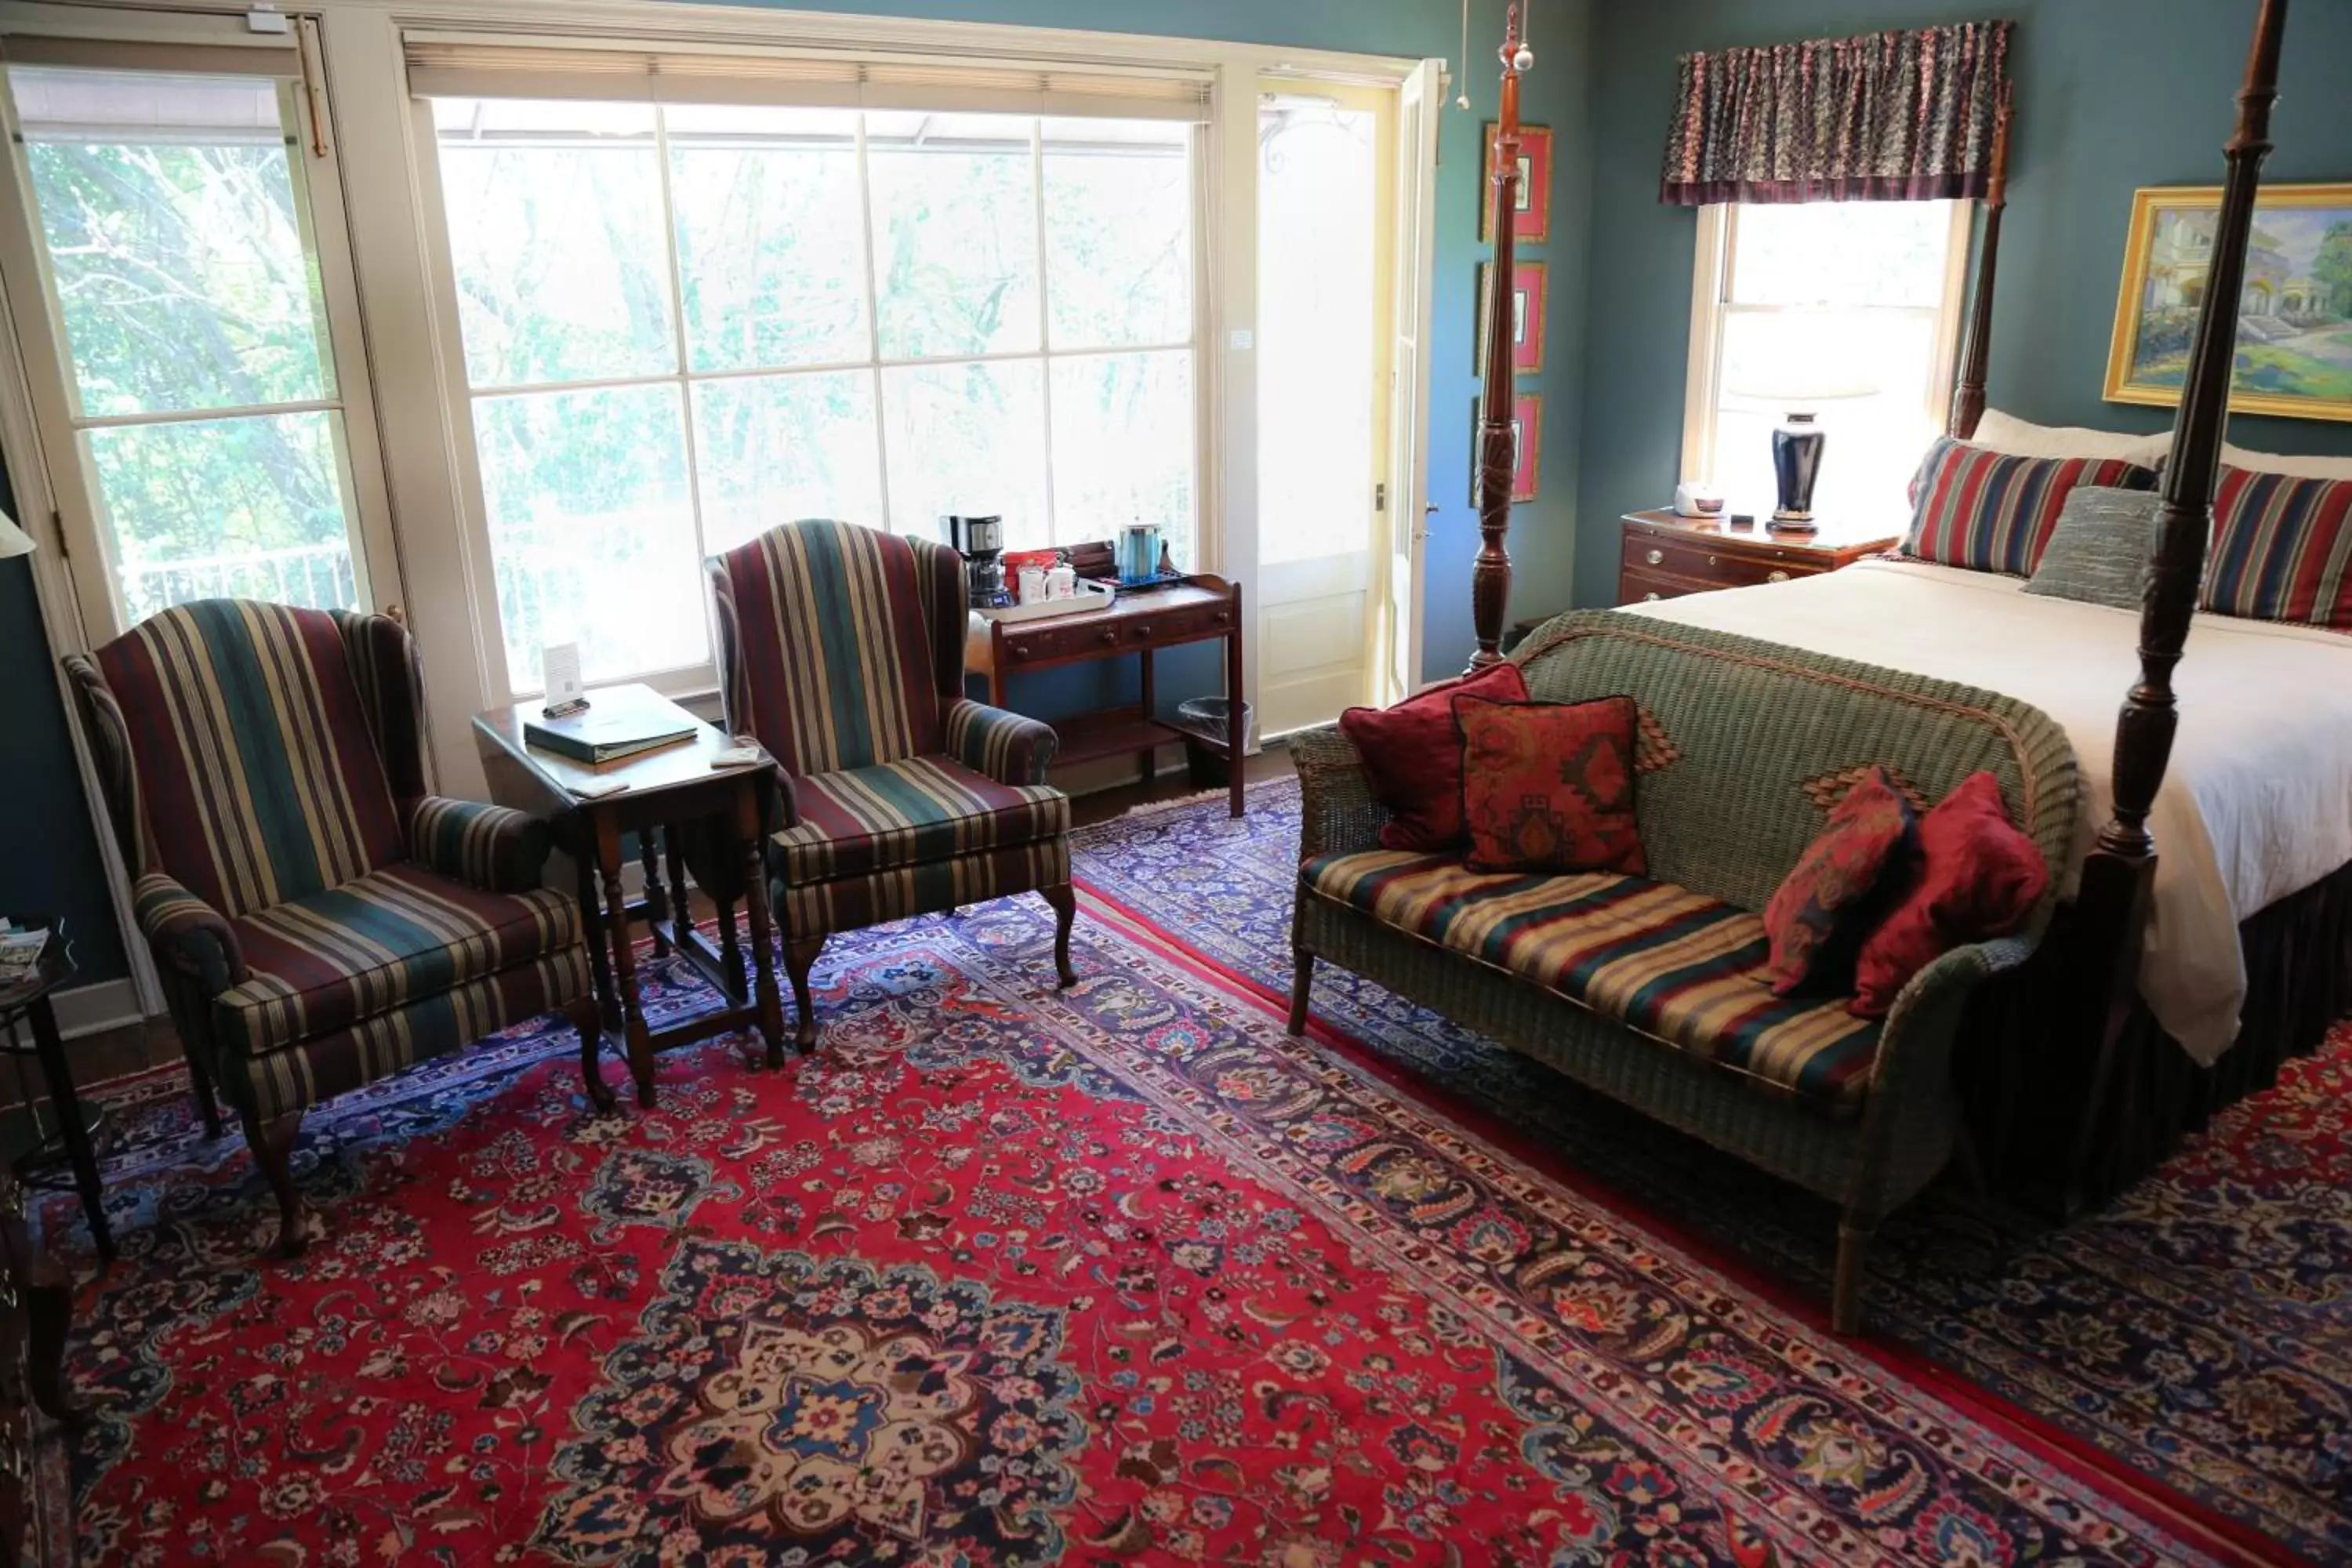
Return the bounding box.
[1850,771,2048,1018]
[1762,766,1916,996]
[1452,694,1647,877]
[1338,661,1529,851]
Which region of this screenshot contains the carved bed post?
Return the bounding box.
[2067,0,2286,1200]
[1468,3,1530,671]
[1947,82,2013,441]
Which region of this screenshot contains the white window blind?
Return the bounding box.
[401,34,1211,121]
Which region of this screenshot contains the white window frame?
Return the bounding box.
[1679,199,1975,490]
[407,97,1209,704]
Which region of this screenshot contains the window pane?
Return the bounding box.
[1043,119,1191,349]
[668,105,869,372]
[867,118,1039,359]
[473,384,705,688]
[1728,201,1952,309]
[880,360,1047,543]
[1712,308,1939,524]
[692,371,884,555]
[1051,350,1194,564]
[13,68,332,418]
[91,410,357,620]
[436,100,673,388]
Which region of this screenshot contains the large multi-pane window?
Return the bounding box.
[1683,201,1969,524]
[430,99,1197,691]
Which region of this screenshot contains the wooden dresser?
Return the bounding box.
[1618,510,1899,604]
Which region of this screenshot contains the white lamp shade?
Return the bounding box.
[0,509,31,561]
[1720,310,1882,405]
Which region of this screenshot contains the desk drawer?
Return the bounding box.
[1624,535,1817,590]
[1116,597,1235,647]
[997,597,1236,666]
[1002,616,1127,666]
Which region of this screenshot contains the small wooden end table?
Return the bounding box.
[966,574,1248,818]
[0,920,110,1261]
[474,689,786,1104]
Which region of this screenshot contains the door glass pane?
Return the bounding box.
[668,104,868,374]
[473,383,704,688]
[14,68,334,418]
[434,99,673,388]
[693,371,884,555]
[1043,118,1191,350]
[1051,350,1193,565]
[1258,100,1377,567]
[91,411,355,619]
[880,360,1047,543]
[866,114,1039,359]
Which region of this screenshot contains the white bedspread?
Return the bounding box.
[1622,559,2352,1063]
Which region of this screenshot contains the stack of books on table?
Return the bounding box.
[0,922,49,988]
[523,686,699,766]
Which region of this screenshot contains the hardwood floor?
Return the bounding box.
[43,742,1298,1097]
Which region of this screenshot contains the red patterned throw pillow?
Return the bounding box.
[1850,771,2048,1018]
[1339,661,1529,851]
[1762,766,1916,996]
[1452,695,1647,877]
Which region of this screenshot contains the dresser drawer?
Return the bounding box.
[1618,566,1719,604]
[1624,534,1817,589]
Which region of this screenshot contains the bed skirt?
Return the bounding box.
[1955,858,2352,1217]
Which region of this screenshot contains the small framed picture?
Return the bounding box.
[1477,260,1548,375]
[1468,394,1543,505]
[1480,123,1553,244]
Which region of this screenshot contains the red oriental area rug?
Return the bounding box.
[31,786,2321,1565]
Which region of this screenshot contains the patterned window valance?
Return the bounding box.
[1660,20,2012,206]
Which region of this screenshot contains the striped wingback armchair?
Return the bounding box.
[63,599,604,1255]
[706,520,1076,1052]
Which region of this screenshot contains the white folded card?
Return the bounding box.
[569,775,629,798]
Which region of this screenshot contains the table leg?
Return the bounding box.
[575,848,621,1034]
[27,996,109,1262]
[641,829,670,956]
[663,826,695,950]
[1139,645,1156,786]
[1225,601,1246,819]
[737,777,787,1068]
[596,813,656,1107]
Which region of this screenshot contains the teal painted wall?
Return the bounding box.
[0,0,1593,989]
[1576,0,2352,609]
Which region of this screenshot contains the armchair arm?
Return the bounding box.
[132,872,245,993]
[1289,724,1392,862]
[408,797,551,894]
[942,698,1058,786]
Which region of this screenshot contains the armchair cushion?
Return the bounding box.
[408,796,550,894]
[774,756,1069,884]
[132,871,246,991]
[1305,851,1884,1114]
[216,863,581,1058]
[942,698,1058,786]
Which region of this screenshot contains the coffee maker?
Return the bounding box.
[940,515,1008,608]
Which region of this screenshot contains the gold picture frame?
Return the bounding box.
[2103,182,2352,423]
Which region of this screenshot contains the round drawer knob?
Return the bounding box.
[1645,548,1664,566]
[1098,629,1118,644]
[1011,645,1030,659]
[1642,591,1662,602]
[1706,554,1718,566]
[1133,625,1152,637]
[1766,570,1790,583]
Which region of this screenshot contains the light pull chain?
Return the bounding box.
[1457,0,1473,107]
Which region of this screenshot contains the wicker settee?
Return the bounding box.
[1286,611,2079,1332]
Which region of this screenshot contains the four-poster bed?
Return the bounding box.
[1466,0,2341,1213]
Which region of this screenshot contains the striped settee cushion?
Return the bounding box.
[91,599,407,919]
[706,520,961,779]
[217,863,580,1057]
[774,756,1070,884]
[1306,851,1883,1112]
[1902,437,2156,577]
[2201,466,2352,631]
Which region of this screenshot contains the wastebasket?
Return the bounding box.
[1174,696,1250,789]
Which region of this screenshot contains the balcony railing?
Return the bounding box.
[118,542,358,622]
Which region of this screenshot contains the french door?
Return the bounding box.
[0,10,397,643]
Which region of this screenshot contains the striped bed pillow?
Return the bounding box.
[2202,466,2352,631]
[1902,437,2158,576]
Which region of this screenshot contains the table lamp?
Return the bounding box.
[0,509,32,561]
[1721,311,1877,534]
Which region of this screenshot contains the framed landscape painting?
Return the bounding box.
[2104,183,2352,423]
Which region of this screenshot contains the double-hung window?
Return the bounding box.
[418,57,1202,698]
[1682,201,1972,524]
